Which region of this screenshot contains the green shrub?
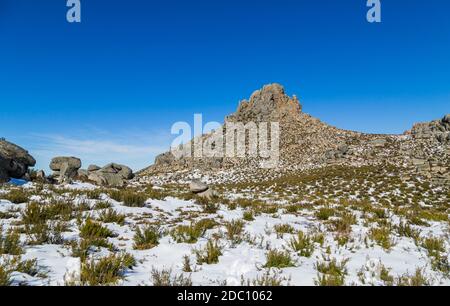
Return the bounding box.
[330,212,356,234]
[196,197,219,214]
[315,207,335,221]
[145,187,170,201]
[85,189,103,200]
[368,226,394,250]
[241,270,291,286]
[25,221,65,245]
[70,238,115,262]
[289,231,314,258]
[396,222,420,240]
[0,257,43,286]
[420,236,448,275]
[395,268,430,286]
[0,211,16,219]
[14,258,40,277]
[421,237,445,256]
[0,263,12,286]
[21,202,48,225]
[151,268,192,286]
[182,255,192,273]
[3,189,29,204]
[80,253,136,286]
[264,250,295,268]
[285,204,300,214]
[171,219,216,244]
[258,204,279,215]
[46,200,75,221]
[314,258,348,286]
[379,265,394,286]
[94,201,112,210]
[195,240,222,265]
[133,225,162,250]
[0,228,23,255]
[225,220,245,244]
[79,218,115,240]
[98,208,126,226]
[110,190,147,207]
[243,210,254,221]
[273,224,295,238]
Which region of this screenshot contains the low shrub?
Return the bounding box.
[133,225,162,250]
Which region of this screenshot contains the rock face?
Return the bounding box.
[0,139,36,182]
[88,163,134,187]
[50,157,82,184]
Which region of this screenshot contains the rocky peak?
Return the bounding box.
[226,83,302,123]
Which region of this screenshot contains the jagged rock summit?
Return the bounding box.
[226,83,302,123]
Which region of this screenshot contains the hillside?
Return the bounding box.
[140,84,450,186]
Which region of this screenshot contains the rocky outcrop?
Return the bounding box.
[88,163,134,187]
[50,157,82,184]
[0,139,36,182]
[325,144,350,162]
[410,114,450,143]
[226,83,302,123]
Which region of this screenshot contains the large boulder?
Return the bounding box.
[190,180,209,194]
[50,157,82,184]
[189,180,218,200]
[0,139,36,182]
[99,163,134,179]
[87,163,134,187]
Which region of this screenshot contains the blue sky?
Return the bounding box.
[0,0,449,171]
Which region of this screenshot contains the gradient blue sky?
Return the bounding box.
[1,0,449,171]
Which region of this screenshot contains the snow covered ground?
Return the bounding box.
[0,175,449,286]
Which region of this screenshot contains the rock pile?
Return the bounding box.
[50,157,82,184]
[325,144,350,162]
[412,157,450,185]
[411,114,450,143]
[0,139,36,183]
[86,163,134,187]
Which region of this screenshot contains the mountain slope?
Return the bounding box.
[140,84,449,185]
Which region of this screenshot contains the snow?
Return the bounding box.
[1,181,449,286]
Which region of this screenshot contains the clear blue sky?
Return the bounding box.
[0,0,449,171]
